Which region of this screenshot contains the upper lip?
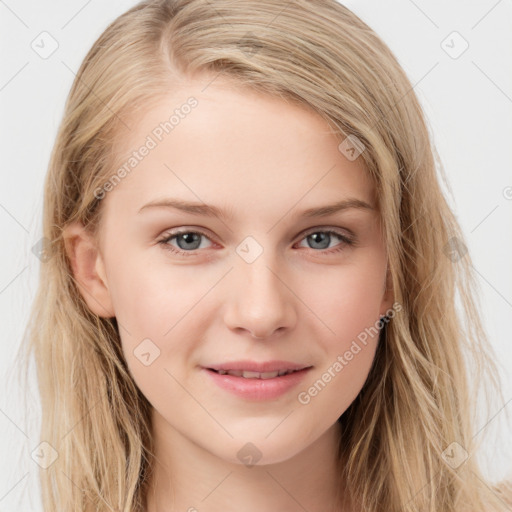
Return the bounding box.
[204,360,312,373]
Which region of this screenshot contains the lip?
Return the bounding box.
[201,362,313,401]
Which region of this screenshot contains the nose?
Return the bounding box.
[223,253,297,340]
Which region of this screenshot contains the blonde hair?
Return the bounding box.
[19,0,511,510]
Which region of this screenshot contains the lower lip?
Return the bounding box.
[202,367,312,401]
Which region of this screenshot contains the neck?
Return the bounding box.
[145,414,351,512]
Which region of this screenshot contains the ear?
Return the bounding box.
[63,221,115,318]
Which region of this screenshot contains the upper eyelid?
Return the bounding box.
[300,226,353,238]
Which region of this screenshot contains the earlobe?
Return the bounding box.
[63,221,115,318]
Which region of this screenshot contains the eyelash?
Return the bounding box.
[157,228,355,257]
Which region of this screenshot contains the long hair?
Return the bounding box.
[19,0,511,510]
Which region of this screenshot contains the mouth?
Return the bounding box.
[207,368,305,379]
[202,362,313,400]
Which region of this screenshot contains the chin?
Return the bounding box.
[214,433,310,468]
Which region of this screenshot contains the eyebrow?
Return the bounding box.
[137,197,374,219]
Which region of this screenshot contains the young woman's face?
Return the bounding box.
[91,75,393,465]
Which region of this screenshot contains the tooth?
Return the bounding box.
[239,371,281,379]
[241,371,262,379]
[260,371,280,379]
[218,369,294,378]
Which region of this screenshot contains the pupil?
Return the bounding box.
[178,232,200,250]
[309,232,329,249]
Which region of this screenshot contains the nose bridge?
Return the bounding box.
[224,237,296,338]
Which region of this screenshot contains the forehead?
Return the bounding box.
[103,76,375,217]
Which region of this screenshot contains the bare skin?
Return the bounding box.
[64,74,393,512]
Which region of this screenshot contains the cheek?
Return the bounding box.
[301,254,386,343]
[295,262,383,415]
[305,341,377,421]
[106,254,218,378]
[107,251,205,336]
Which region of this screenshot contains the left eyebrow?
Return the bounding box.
[300,198,375,217]
[137,197,375,220]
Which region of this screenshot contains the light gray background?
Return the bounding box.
[1,1,511,510]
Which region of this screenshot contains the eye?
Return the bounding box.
[158,229,213,257]
[295,229,355,254]
[157,227,356,257]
